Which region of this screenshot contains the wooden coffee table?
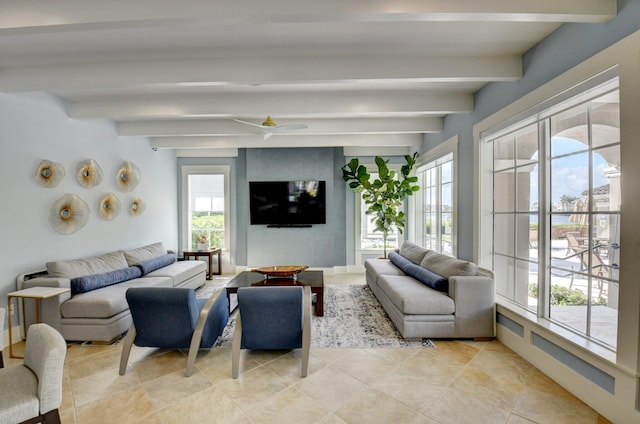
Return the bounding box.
[225,270,324,316]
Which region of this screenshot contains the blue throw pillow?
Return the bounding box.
[71,266,142,295]
[388,251,413,273]
[404,263,449,292]
[135,253,177,275]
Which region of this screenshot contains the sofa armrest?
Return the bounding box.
[448,275,495,338]
[23,277,71,289]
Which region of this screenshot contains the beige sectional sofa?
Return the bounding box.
[18,243,206,342]
[365,241,495,340]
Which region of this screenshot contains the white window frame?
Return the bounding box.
[414,135,458,256]
[353,163,406,264]
[475,65,625,361]
[181,165,231,257]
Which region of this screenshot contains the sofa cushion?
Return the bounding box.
[47,251,129,279]
[70,266,142,295]
[387,251,413,272]
[122,242,166,266]
[420,251,478,278]
[135,253,177,275]
[404,263,448,292]
[399,241,430,264]
[364,258,405,278]
[61,277,172,319]
[377,275,455,315]
[144,260,206,286]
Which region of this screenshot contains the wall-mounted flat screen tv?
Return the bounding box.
[249,180,326,226]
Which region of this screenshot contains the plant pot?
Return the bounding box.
[197,243,208,251]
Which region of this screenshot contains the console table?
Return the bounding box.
[183,248,222,280]
[7,286,70,358]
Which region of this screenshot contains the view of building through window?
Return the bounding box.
[489,81,620,349]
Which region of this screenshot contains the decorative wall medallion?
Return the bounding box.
[49,194,90,234]
[35,160,65,188]
[98,193,121,220]
[130,198,146,216]
[75,159,103,188]
[116,161,140,192]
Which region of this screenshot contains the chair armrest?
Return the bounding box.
[448,275,495,338]
[186,289,227,377]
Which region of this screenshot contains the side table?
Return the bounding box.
[7,286,70,358]
[183,248,222,280]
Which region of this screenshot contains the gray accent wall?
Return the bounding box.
[244,147,343,267]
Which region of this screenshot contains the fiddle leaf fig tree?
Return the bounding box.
[342,153,420,258]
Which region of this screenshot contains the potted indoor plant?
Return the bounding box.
[342,153,419,258]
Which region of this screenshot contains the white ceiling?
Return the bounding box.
[0,0,616,152]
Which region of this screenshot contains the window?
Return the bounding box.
[415,136,458,256]
[181,166,230,253]
[358,171,399,251]
[418,153,455,255]
[486,79,620,350]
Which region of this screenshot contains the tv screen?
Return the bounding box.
[249,180,326,226]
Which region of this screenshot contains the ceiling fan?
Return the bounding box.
[233,116,308,140]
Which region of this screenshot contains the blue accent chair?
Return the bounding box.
[119,287,229,377]
[232,286,311,378]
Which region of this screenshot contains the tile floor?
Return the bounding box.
[4,273,611,424]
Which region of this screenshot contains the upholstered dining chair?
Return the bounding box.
[119,287,229,377]
[0,307,5,368]
[0,323,67,424]
[232,286,311,378]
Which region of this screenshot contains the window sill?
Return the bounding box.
[496,296,618,367]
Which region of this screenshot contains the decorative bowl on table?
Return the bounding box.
[251,265,309,279]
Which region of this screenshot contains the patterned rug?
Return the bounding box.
[209,284,435,348]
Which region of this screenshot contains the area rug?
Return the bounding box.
[207,284,435,349]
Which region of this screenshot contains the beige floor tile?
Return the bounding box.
[296,366,369,412]
[141,368,213,409]
[512,384,597,424]
[333,349,399,385]
[71,365,141,407]
[467,347,535,385]
[394,350,466,386]
[131,350,189,383]
[507,414,537,423]
[426,385,512,424]
[75,388,156,424]
[197,348,261,384]
[448,365,525,411]
[157,386,244,424]
[334,388,426,424]
[68,348,123,380]
[217,365,291,410]
[243,387,331,423]
[372,367,447,414]
[263,349,325,384]
[310,347,355,365]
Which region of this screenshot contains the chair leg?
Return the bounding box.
[41,409,61,424]
[301,287,311,378]
[231,314,243,379]
[118,325,136,376]
[19,409,61,424]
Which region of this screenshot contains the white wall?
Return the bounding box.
[0,92,178,331]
